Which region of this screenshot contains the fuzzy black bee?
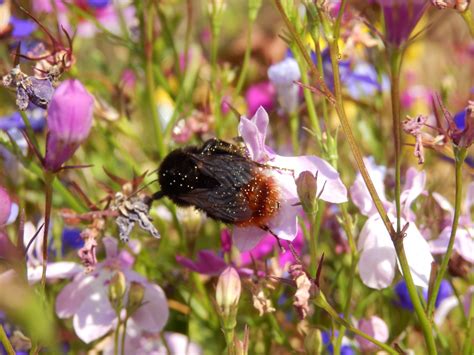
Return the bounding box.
[153,138,281,231]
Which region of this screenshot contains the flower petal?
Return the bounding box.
[398,221,433,288]
[350,157,389,217]
[432,192,454,217]
[131,283,169,333]
[56,273,98,318]
[72,282,116,343]
[103,236,119,258]
[400,168,426,221]
[176,250,228,275]
[238,107,272,163]
[28,261,83,284]
[232,226,266,252]
[268,201,299,241]
[358,246,396,289]
[271,155,348,203]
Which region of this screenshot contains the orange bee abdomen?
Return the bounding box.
[236,171,280,228]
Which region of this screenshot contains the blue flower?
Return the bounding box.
[322,331,356,355]
[395,280,452,310]
[87,0,111,9]
[10,16,37,39]
[61,228,84,255]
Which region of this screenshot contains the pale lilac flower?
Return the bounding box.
[235,107,347,251]
[355,316,389,352]
[23,221,82,284]
[44,79,94,171]
[433,286,474,326]
[56,237,168,344]
[103,327,202,355]
[430,182,474,263]
[267,58,301,114]
[350,158,433,289]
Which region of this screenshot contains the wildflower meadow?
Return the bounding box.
[1,0,474,354]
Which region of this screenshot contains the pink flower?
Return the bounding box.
[430,182,474,263]
[44,79,94,171]
[234,107,347,251]
[0,186,12,226]
[350,158,433,289]
[355,316,389,352]
[55,237,169,343]
[245,82,276,117]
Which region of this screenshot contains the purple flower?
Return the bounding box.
[395,279,452,310]
[235,107,347,251]
[44,79,94,171]
[322,331,355,355]
[9,16,37,39]
[377,0,429,47]
[0,186,12,226]
[355,316,389,352]
[87,0,110,9]
[430,182,474,263]
[55,237,169,344]
[245,81,276,117]
[267,58,301,114]
[351,158,433,289]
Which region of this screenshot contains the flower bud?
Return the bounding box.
[355,316,389,352]
[0,185,12,226]
[127,281,146,314]
[296,171,317,214]
[44,79,94,171]
[304,328,323,355]
[108,271,126,310]
[216,266,241,316]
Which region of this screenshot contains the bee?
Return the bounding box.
[153,138,281,233]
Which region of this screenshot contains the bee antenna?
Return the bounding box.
[152,191,165,200]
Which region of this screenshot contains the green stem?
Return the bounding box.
[389,48,403,233]
[308,202,324,277]
[40,171,55,290]
[334,205,357,354]
[0,324,14,355]
[120,316,129,355]
[395,239,437,354]
[462,290,474,355]
[460,8,474,38]
[113,318,121,355]
[427,148,467,317]
[314,293,398,354]
[235,20,254,95]
[210,2,223,135]
[289,111,299,154]
[142,2,166,158]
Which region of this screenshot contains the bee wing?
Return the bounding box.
[177,153,256,223]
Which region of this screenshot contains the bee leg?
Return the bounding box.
[260,225,286,253]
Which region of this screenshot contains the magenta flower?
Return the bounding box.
[0,186,12,226]
[377,0,429,47]
[355,316,389,352]
[44,79,94,171]
[55,237,169,343]
[245,82,276,117]
[350,158,433,289]
[430,182,474,263]
[234,107,347,251]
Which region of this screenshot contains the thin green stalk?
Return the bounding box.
[314,293,398,354]
[235,21,254,95]
[289,111,299,154]
[40,172,55,290]
[113,320,121,355]
[19,111,40,154]
[427,148,467,317]
[209,0,224,135]
[389,48,403,233]
[460,8,474,38]
[142,2,166,158]
[462,291,474,355]
[293,49,322,142]
[449,278,468,326]
[0,324,14,355]
[334,205,357,354]
[313,42,330,128]
[120,316,129,355]
[395,239,437,354]
[308,202,324,277]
